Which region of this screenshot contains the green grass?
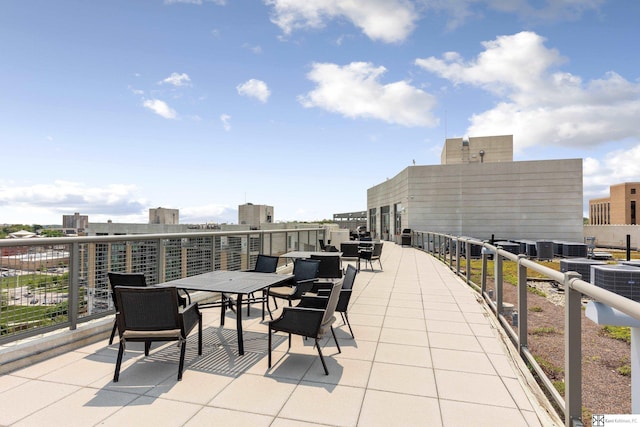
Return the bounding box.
[529,306,544,312]
[601,325,631,344]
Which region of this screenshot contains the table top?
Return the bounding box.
[282,251,343,259]
[341,240,382,245]
[164,270,293,294]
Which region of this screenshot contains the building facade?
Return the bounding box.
[62,213,89,230]
[368,135,584,242]
[149,207,179,225]
[589,182,640,225]
[238,203,273,229]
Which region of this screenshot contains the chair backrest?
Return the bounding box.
[293,258,320,282]
[340,243,360,258]
[336,264,358,312]
[372,242,383,258]
[115,286,180,331]
[310,255,342,279]
[320,281,343,326]
[254,254,279,273]
[108,272,147,310]
[318,239,326,251]
[342,264,357,291]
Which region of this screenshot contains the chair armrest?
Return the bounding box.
[310,282,333,294]
[180,303,201,335]
[298,295,329,309]
[270,307,324,337]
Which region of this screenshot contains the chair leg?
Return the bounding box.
[177,340,186,381]
[109,320,117,345]
[330,326,341,353]
[343,312,355,338]
[114,342,125,382]
[144,341,151,356]
[198,315,203,355]
[315,338,329,375]
[265,293,273,320]
[268,328,272,368]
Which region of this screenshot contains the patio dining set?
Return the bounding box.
[107,241,383,383]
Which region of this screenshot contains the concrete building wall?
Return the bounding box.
[149,208,179,225]
[441,135,513,165]
[238,204,273,229]
[368,158,583,242]
[584,225,640,249]
[589,182,640,225]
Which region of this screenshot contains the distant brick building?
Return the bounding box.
[590,182,640,225]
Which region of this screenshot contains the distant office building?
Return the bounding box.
[367,135,583,242]
[589,182,640,225]
[238,203,273,229]
[149,207,179,225]
[332,211,367,232]
[62,213,89,230]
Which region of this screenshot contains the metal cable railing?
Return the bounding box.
[0,228,325,344]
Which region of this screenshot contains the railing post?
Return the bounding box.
[68,242,79,330]
[517,254,528,351]
[481,250,488,296]
[495,251,503,314]
[564,272,583,427]
[465,240,471,285]
[455,237,461,275]
[563,271,582,427]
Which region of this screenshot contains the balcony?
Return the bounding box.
[0,235,562,426]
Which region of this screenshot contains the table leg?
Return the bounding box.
[236,293,244,355]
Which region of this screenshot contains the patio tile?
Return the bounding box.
[434,369,517,408]
[383,316,426,331]
[374,342,431,367]
[440,399,529,427]
[303,358,372,388]
[424,309,467,323]
[279,382,365,427]
[0,380,79,426]
[97,395,202,427]
[425,319,473,335]
[427,331,483,352]
[145,370,234,405]
[368,362,437,397]
[359,389,442,427]
[185,407,273,427]
[385,306,425,319]
[12,387,139,427]
[431,348,496,375]
[379,327,429,347]
[209,374,297,416]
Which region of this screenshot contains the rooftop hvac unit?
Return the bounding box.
[560,258,607,283]
[591,264,640,303]
[495,241,519,255]
[553,241,566,257]
[562,242,588,258]
[518,240,537,257]
[536,241,554,261]
[620,260,640,268]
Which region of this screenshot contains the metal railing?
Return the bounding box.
[413,231,640,427]
[0,228,325,345]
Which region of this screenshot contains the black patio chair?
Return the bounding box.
[310,254,342,280]
[340,242,360,265]
[108,272,189,345]
[266,258,320,317]
[314,264,358,338]
[243,254,280,318]
[358,242,383,271]
[113,286,202,382]
[268,280,342,375]
[107,272,147,345]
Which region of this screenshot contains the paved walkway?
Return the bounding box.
[0,243,562,426]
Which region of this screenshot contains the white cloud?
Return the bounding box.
[160,72,192,87]
[0,181,148,218]
[220,113,231,131]
[236,79,271,103]
[143,99,177,119]
[415,31,640,151]
[299,61,438,127]
[424,0,605,30]
[265,0,418,43]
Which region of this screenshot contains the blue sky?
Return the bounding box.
[1,0,639,225]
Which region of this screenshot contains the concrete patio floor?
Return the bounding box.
[0,243,562,426]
